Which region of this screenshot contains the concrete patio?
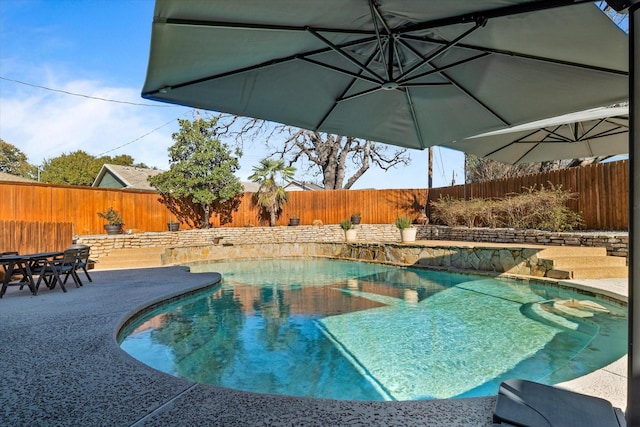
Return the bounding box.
[0,264,627,426]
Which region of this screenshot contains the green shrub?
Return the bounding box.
[97,207,124,226]
[339,219,353,230]
[394,216,413,229]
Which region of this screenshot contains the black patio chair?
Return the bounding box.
[65,245,92,284]
[34,249,82,293]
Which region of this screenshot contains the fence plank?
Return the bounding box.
[0,221,73,254]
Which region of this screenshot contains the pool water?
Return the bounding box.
[119,258,627,401]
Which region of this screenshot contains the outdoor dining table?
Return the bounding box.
[0,251,64,298]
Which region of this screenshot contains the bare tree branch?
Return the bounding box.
[214,114,411,189]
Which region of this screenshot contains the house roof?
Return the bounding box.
[92,164,164,191]
[0,172,37,183]
[284,180,324,191]
[241,181,260,192]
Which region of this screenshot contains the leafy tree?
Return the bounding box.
[249,158,295,226]
[0,139,36,179]
[149,117,244,228]
[40,150,101,185]
[214,114,410,189]
[39,151,144,186]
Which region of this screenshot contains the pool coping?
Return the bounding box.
[0,261,628,426]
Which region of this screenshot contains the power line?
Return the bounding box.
[96,118,178,156]
[0,76,178,107]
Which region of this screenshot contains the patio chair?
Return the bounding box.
[34,249,82,293]
[493,379,622,427]
[65,244,93,284]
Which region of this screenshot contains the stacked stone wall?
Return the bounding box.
[75,224,628,262]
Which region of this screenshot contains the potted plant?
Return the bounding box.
[395,216,416,243]
[98,207,124,235]
[340,219,357,242]
[167,216,180,232]
[350,212,361,225]
[289,215,300,226]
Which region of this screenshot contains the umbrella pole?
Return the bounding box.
[628,2,640,424]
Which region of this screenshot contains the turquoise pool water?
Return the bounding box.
[119,258,627,401]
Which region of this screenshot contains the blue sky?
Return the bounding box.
[0,0,465,189]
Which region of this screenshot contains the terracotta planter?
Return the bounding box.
[104,224,123,235]
[345,229,358,242]
[400,227,417,243]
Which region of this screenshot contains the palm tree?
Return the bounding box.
[249,158,295,226]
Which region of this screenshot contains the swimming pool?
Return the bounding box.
[119,258,627,401]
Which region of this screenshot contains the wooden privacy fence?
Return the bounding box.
[0,160,629,234]
[0,182,426,234]
[0,221,73,254]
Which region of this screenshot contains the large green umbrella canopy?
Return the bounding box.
[141,0,627,150]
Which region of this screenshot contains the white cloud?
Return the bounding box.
[0,77,189,170]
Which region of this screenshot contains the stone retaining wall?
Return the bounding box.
[165,242,551,277]
[419,226,628,258]
[75,224,628,261]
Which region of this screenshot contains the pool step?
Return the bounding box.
[94,247,166,270]
[539,247,627,279]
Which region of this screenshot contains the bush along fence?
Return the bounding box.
[430,183,583,232]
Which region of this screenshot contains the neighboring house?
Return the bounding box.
[92,164,163,191]
[284,180,324,191]
[0,172,37,183]
[93,163,260,193]
[241,181,260,193]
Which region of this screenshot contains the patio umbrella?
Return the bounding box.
[442,106,629,164]
[140,0,637,423]
[141,0,627,150]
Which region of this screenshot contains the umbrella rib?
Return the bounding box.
[396,52,490,85]
[539,125,573,143]
[580,127,629,141]
[306,28,384,82]
[395,0,594,35]
[143,36,378,96]
[485,142,516,158]
[440,69,510,126]
[338,87,384,103]
[578,119,625,141]
[161,17,375,36]
[401,82,452,88]
[391,47,509,127]
[368,0,391,80]
[513,144,540,164]
[300,57,381,86]
[315,51,380,131]
[402,34,627,77]
[397,20,486,83]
